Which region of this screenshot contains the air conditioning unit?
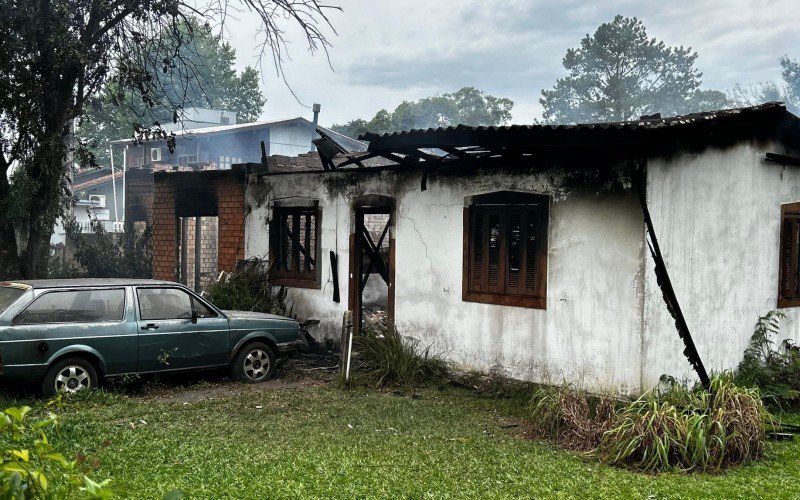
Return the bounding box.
[88,195,106,208]
[150,147,163,162]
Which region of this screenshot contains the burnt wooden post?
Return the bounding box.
[194,216,202,292]
[636,163,711,392]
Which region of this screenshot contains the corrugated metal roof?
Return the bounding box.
[110,117,368,152]
[359,102,787,142]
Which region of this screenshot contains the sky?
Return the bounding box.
[221,0,800,127]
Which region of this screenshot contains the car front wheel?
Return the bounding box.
[42,358,98,397]
[231,342,276,383]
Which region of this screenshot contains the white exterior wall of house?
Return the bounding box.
[246,167,648,394]
[642,140,800,388]
[268,124,315,156]
[244,138,800,394]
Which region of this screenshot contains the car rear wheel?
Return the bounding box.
[231,342,276,383]
[42,358,98,397]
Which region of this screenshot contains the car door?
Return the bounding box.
[6,287,138,375]
[135,286,229,372]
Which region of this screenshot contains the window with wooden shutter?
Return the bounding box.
[778,202,800,307]
[463,192,549,309]
[270,206,321,288]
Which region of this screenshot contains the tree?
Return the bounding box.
[726,57,800,115]
[780,56,800,114]
[82,21,267,165]
[0,0,337,279]
[540,15,724,124]
[331,87,514,138]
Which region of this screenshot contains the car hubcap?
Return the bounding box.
[55,366,91,393]
[244,349,270,381]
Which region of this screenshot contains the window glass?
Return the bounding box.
[0,287,26,316]
[192,297,216,318]
[15,289,125,324]
[137,288,193,320]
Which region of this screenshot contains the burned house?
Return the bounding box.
[152,102,800,394]
[122,116,366,290]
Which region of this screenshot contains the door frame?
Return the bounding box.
[348,206,395,334]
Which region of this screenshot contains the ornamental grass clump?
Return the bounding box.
[353,326,449,388]
[595,374,769,472]
[529,386,618,452]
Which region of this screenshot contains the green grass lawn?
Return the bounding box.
[1,379,799,499]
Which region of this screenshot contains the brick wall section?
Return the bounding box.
[265,152,323,172]
[152,180,177,280]
[152,169,245,282]
[217,177,246,273]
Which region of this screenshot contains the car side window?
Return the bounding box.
[15,289,125,325]
[192,298,217,318]
[137,288,193,321]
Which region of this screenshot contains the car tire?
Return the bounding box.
[41,357,98,397]
[231,342,276,383]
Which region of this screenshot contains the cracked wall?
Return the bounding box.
[245,164,646,394]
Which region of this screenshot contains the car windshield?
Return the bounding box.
[0,286,26,316]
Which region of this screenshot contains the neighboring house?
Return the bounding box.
[51,167,125,246]
[113,117,366,172]
[161,107,238,133]
[149,102,800,395]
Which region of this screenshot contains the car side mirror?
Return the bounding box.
[191,309,198,324]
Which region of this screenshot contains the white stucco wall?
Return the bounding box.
[643,141,800,387]
[246,166,646,394]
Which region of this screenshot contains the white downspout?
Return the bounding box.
[122,145,128,223]
[110,146,119,224]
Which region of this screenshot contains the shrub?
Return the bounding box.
[595,374,768,472]
[205,259,287,315]
[529,386,618,452]
[0,405,111,498]
[54,218,152,278]
[352,327,449,388]
[736,310,800,406]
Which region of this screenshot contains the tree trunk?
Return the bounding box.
[18,131,70,279]
[0,161,22,280]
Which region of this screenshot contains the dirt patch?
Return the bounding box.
[128,351,340,404]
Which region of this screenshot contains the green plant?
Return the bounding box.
[0,405,110,498]
[352,328,449,388]
[59,218,153,279]
[529,386,617,452]
[595,374,768,472]
[206,259,287,315]
[736,310,800,406]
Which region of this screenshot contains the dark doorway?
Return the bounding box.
[349,206,394,333]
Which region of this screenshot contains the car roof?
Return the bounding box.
[1,279,182,289]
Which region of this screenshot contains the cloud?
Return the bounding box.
[223,0,800,125]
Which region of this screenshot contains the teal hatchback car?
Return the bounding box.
[0,279,304,396]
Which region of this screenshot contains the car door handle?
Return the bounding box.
[141,324,159,331]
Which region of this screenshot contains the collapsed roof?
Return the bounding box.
[311,102,800,172]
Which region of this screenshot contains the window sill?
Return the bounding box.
[271,277,320,290]
[777,297,800,308]
[463,291,546,309]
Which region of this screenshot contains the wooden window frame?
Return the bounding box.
[462,193,549,309]
[778,202,800,307]
[269,206,322,289]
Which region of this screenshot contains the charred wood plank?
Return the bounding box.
[636,164,711,392]
[330,251,340,303]
[766,153,800,167]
